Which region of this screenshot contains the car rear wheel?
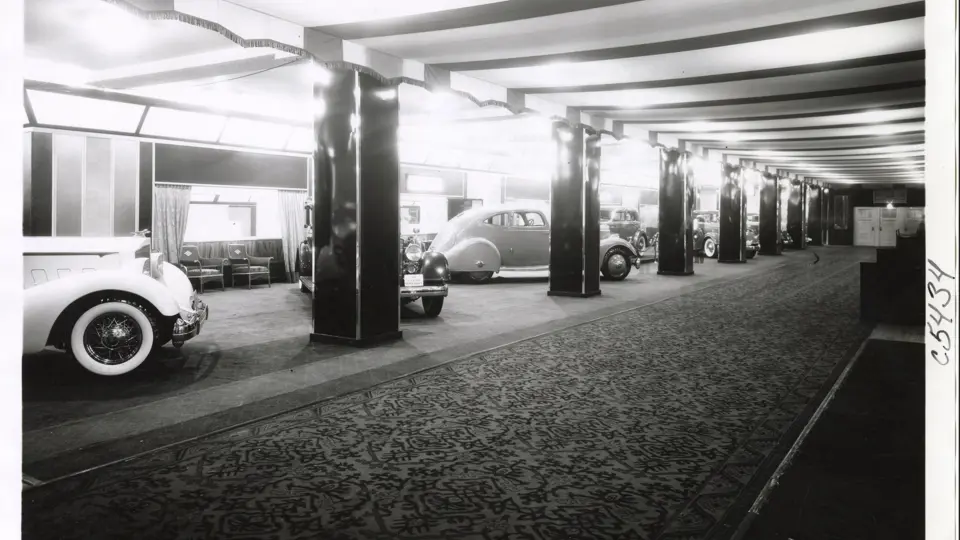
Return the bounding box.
[602,247,632,281]
[746,250,757,259]
[69,299,157,376]
[703,237,717,258]
[422,296,444,317]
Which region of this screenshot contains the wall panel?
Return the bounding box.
[28,132,53,236]
[114,139,139,235]
[54,133,84,236]
[83,137,113,236]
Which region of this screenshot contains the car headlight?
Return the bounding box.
[404,244,423,262]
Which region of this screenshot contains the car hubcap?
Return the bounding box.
[704,239,716,258]
[609,253,627,276]
[83,313,143,365]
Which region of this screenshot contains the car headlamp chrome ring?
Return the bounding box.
[404,244,423,262]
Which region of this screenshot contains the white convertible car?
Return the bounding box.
[22,235,209,376]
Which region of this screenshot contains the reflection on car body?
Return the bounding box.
[430,204,642,282]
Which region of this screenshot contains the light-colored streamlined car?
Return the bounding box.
[430,204,642,283]
[22,235,208,376]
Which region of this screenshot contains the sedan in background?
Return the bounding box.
[693,210,758,259]
[600,206,651,254]
[430,204,642,282]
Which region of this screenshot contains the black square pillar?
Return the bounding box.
[787,179,807,250]
[311,68,402,346]
[657,148,695,275]
[759,172,782,255]
[807,185,824,246]
[548,123,602,298]
[718,163,746,263]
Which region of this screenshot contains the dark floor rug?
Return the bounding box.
[23,250,872,540]
[741,339,925,540]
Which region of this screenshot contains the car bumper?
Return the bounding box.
[400,283,448,298]
[747,244,760,252]
[172,298,208,347]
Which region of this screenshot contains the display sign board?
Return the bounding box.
[401,166,465,197]
[873,188,907,204]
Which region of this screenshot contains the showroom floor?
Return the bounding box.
[23,253,786,479]
[23,247,879,539]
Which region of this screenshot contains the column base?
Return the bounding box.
[310,330,403,348]
[548,290,602,298]
[657,269,694,276]
[718,259,747,264]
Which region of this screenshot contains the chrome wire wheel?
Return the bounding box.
[70,299,156,375]
[83,312,144,365]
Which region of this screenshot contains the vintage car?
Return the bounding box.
[298,199,449,317]
[693,210,759,259]
[399,232,449,317]
[429,204,642,282]
[22,233,208,376]
[600,205,651,254]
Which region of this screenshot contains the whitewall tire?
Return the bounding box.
[703,237,717,259]
[70,300,156,376]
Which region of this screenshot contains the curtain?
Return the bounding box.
[152,183,192,264]
[277,189,308,282]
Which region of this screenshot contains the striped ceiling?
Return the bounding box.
[25,0,926,186]
[298,0,926,185]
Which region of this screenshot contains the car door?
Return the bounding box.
[481,212,522,266]
[510,211,550,267]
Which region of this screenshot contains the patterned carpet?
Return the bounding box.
[23,249,872,540]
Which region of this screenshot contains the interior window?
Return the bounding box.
[486,212,515,227]
[523,212,546,227]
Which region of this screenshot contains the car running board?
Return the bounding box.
[498,266,550,273]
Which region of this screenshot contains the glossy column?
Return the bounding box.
[807,185,823,246]
[548,122,601,298]
[787,180,807,250]
[657,148,694,275]
[718,163,746,263]
[758,172,782,255]
[311,69,401,346]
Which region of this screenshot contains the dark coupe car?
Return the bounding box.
[600,206,651,254]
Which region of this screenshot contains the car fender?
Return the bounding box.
[420,251,450,281]
[600,236,638,259]
[23,269,182,354]
[443,238,502,273]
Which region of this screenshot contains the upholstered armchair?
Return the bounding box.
[227,243,272,289]
[179,245,225,294]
